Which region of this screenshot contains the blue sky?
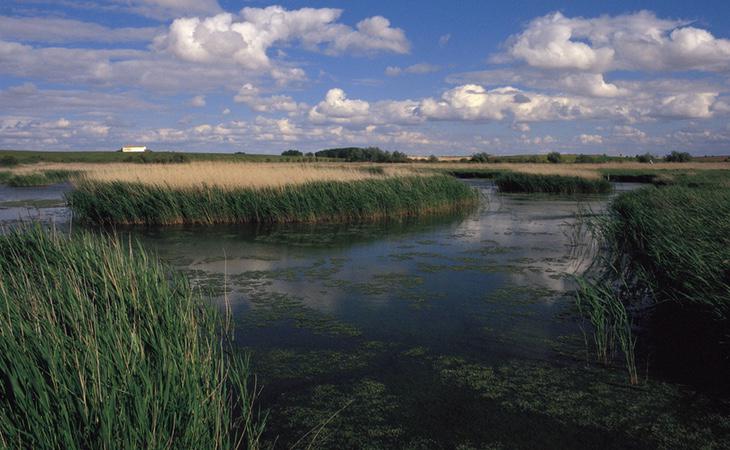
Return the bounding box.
[2,0,730,155]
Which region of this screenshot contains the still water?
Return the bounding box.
[1,180,727,449]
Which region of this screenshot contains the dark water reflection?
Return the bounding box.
[2,180,726,449]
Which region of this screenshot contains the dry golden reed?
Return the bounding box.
[11,162,422,189]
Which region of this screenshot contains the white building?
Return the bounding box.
[120,146,147,152]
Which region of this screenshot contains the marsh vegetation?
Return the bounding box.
[0,226,265,449]
[1,152,730,448]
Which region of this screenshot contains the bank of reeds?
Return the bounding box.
[495,172,612,194]
[67,175,477,225]
[575,178,730,388]
[2,169,82,187]
[0,226,265,449]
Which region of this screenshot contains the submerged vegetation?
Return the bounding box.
[0,226,264,449]
[68,175,477,225]
[495,172,612,194]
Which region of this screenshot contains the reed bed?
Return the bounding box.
[575,176,730,387]
[0,226,265,449]
[68,175,477,225]
[12,162,417,189]
[495,172,612,194]
[3,169,82,187]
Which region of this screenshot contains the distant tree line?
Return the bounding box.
[635,151,692,163]
[313,147,409,162]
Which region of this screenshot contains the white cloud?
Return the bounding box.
[309,88,371,123]
[578,133,603,144]
[385,63,440,76]
[190,95,206,107]
[114,0,223,20]
[439,34,451,47]
[657,92,717,118]
[0,83,152,113]
[155,7,409,70]
[0,16,160,43]
[234,83,305,113]
[502,11,730,72]
[613,125,648,141]
[417,84,586,122]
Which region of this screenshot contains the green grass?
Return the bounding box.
[495,172,612,194]
[0,171,10,184]
[67,175,478,225]
[0,226,265,449]
[4,169,83,187]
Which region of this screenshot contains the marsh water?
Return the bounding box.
[2,180,728,448]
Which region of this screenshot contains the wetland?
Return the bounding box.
[3,178,729,448]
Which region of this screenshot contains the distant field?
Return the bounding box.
[0,149,291,164]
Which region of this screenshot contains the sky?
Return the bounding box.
[2,1,730,155]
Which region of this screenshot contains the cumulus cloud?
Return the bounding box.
[577,133,603,144]
[0,116,111,148]
[613,125,648,141]
[502,11,730,72]
[234,83,305,113]
[155,6,409,70]
[416,84,586,122]
[309,88,371,123]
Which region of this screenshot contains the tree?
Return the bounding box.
[470,152,491,163]
[664,151,692,162]
[428,155,439,163]
[636,153,656,163]
[281,149,303,157]
[546,152,561,163]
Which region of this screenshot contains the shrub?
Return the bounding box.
[0,156,19,167]
[546,152,562,163]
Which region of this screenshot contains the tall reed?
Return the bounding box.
[496,172,612,194]
[67,175,478,225]
[0,226,265,449]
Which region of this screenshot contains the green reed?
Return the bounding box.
[0,226,265,449]
[495,172,612,194]
[4,169,83,187]
[67,175,478,225]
